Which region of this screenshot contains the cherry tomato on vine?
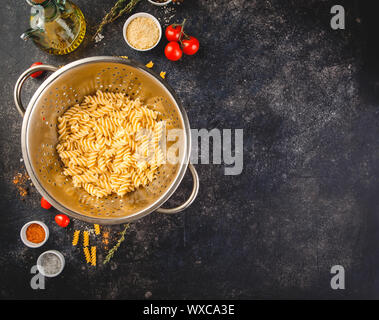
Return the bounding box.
[165,25,183,42]
[182,36,200,55]
[30,62,44,78]
[41,197,52,209]
[55,214,70,228]
[165,41,183,61]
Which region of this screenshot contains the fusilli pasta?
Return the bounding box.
[56,91,165,198]
[83,230,89,247]
[72,230,80,246]
[91,246,96,266]
[83,247,91,264]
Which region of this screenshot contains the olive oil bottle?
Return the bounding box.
[21,0,86,55]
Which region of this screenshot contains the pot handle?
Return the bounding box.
[156,163,199,214]
[14,64,59,117]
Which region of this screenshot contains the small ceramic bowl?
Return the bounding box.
[148,0,172,6]
[123,12,162,52]
[20,220,49,248]
[37,250,65,278]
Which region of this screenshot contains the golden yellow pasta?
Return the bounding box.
[91,246,96,266]
[94,224,100,235]
[56,90,165,198]
[72,230,80,246]
[145,61,154,68]
[83,247,91,264]
[83,230,89,247]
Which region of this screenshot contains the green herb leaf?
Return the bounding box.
[103,223,130,264]
[93,0,141,41]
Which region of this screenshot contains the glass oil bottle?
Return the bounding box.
[21,0,86,55]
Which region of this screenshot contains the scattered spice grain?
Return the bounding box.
[102,231,110,248]
[13,172,30,198]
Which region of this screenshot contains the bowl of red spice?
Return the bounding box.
[20,221,49,248]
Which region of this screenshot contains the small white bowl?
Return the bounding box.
[123,12,162,52]
[148,0,172,6]
[37,250,65,278]
[20,220,49,248]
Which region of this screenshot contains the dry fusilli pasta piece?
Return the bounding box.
[83,231,89,247]
[91,246,96,266]
[72,230,80,246]
[83,247,91,264]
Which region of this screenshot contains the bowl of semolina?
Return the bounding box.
[123,12,162,51]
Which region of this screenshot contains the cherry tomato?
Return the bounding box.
[182,36,200,55]
[41,197,52,209]
[55,214,70,228]
[30,62,44,78]
[164,42,183,61]
[165,25,183,42]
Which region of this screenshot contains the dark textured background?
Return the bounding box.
[0,0,378,299]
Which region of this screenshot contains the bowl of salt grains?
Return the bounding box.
[37,250,65,277]
[123,12,162,51]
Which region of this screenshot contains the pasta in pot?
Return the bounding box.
[56,90,165,198]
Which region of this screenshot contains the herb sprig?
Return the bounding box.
[103,223,130,264]
[93,0,141,41]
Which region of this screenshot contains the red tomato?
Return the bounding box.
[55,214,70,228]
[182,36,200,55]
[165,25,183,42]
[41,197,52,209]
[164,42,183,61]
[30,62,44,78]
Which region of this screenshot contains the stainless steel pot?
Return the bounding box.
[14,56,199,224]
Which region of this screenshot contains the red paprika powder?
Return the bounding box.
[26,223,45,243]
